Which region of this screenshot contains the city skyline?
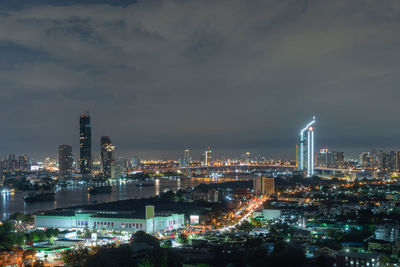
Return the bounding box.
[1,1,400,265]
[0,0,400,159]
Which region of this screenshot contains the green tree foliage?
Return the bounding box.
[237,221,255,233]
[28,230,47,241]
[0,220,17,248]
[175,189,184,201]
[9,212,33,223]
[160,191,176,201]
[138,248,181,267]
[84,245,134,267]
[61,248,90,266]
[161,240,172,248]
[45,228,59,239]
[177,233,188,244]
[131,231,160,247]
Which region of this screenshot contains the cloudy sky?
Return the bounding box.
[0,0,400,160]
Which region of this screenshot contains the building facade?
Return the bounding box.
[298,117,316,177]
[34,206,185,233]
[58,144,73,179]
[204,147,212,166]
[100,136,114,178]
[253,177,275,196]
[79,113,92,176]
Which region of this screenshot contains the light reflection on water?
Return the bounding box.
[0,177,250,220]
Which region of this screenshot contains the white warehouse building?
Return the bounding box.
[34,206,185,233]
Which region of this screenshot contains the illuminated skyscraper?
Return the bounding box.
[131,157,141,168]
[298,116,316,177]
[18,155,29,171]
[360,152,371,167]
[179,149,191,167]
[184,149,190,161]
[79,112,92,176]
[59,144,73,178]
[100,136,115,178]
[245,152,251,164]
[316,149,330,168]
[205,147,212,166]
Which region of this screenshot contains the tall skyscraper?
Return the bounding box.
[316,149,330,168]
[59,144,73,178]
[184,149,190,162]
[333,151,345,168]
[205,147,212,167]
[396,151,400,172]
[131,157,141,168]
[79,112,92,176]
[360,152,371,167]
[378,151,396,173]
[18,155,29,171]
[245,152,251,164]
[298,116,316,177]
[179,149,191,167]
[100,136,115,178]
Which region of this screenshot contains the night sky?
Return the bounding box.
[0,0,400,160]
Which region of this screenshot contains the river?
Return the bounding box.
[0,176,250,221]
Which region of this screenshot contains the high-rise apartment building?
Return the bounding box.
[131,157,141,168]
[79,113,92,176]
[18,155,29,171]
[179,149,191,167]
[205,147,212,167]
[378,151,396,173]
[58,144,73,178]
[360,152,371,167]
[100,136,115,178]
[253,176,275,196]
[316,149,331,168]
[333,151,345,168]
[245,152,251,164]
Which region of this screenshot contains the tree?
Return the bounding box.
[138,258,154,267]
[28,230,47,241]
[61,248,90,266]
[84,245,134,267]
[9,212,33,223]
[162,240,172,248]
[131,231,160,247]
[160,191,176,201]
[176,189,184,201]
[238,221,255,233]
[0,220,15,233]
[45,228,59,239]
[0,221,17,248]
[177,233,188,244]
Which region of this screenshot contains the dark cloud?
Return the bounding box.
[0,0,399,160]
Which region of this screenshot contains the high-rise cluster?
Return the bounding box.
[359,150,400,173]
[316,149,345,169]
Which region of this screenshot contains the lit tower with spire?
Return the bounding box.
[298,116,316,177]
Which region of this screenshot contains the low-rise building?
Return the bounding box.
[336,250,380,267]
[0,248,24,267]
[192,188,219,203]
[35,206,185,233]
[368,239,392,253]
